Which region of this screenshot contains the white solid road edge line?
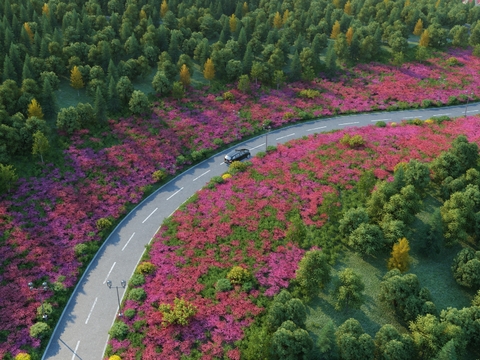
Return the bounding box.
[85,297,98,324]
[166,187,184,200]
[193,170,211,181]
[121,232,135,251]
[71,340,80,360]
[142,208,158,223]
[103,262,116,284]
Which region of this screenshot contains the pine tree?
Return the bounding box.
[22,54,33,80]
[344,0,353,16]
[41,77,57,119]
[107,75,121,113]
[413,19,423,36]
[419,29,430,47]
[94,87,106,123]
[28,99,44,119]
[32,131,49,164]
[283,9,290,24]
[242,43,254,74]
[70,66,84,95]
[179,64,190,88]
[229,14,237,33]
[3,55,17,83]
[24,22,34,43]
[203,58,215,83]
[160,0,168,17]
[387,238,411,272]
[325,42,338,76]
[331,20,341,39]
[9,44,21,80]
[289,51,302,81]
[273,12,282,29]
[346,27,354,45]
[242,2,248,16]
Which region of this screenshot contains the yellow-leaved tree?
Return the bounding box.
[388,238,411,272]
[229,14,237,33]
[273,12,282,29]
[346,27,354,45]
[282,9,290,24]
[42,3,49,15]
[70,66,84,95]
[160,0,168,18]
[203,58,215,83]
[413,19,423,36]
[28,99,44,119]
[179,64,191,88]
[404,0,410,7]
[419,29,430,47]
[331,20,341,39]
[242,2,248,16]
[139,9,147,20]
[24,23,34,43]
[344,0,353,15]
[32,131,49,164]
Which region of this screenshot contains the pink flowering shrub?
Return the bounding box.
[2,48,480,357]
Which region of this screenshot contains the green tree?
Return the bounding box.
[379,269,436,322]
[470,21,480,46]
[334,33,350,62]
[116,76,134,106]
[273,70,286,90]
[0,164,18,193]
[409,314,462,360]
[449,25,469,48]
[250,61,263,86]
[40,77,57,120]
[375,324,414,360]
[3,55,17,83]
[237,74,250,93]
[339,207,369,239]
[128,90,149,115]
[451,248,480,289]
[317,320,339,360]
[325,42,338,76]
[335,319,374,360]
[266,291,307,331]
[332,268,365,311]
[107,75,121,114]
[152,71,172,96]
[270,320,313,360]
[171,81,185,99]
[56,106,79,135]
[32,131,49,164]
[347,223,384,256]
[94,87,107,123]
[289,51,302,81]
[295,250,331,301]
[225,59,243,82]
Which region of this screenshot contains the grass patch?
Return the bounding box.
[56,79,91,109]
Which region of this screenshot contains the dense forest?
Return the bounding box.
[1,0,480,174]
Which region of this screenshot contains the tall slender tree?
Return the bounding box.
[70,66,84,95]
[203,58,215,83]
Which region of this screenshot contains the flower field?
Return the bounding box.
[1,49,480,358]
[109,116,480,359]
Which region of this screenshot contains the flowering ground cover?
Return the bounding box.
[2,49,480,358]
[108,116,480,359]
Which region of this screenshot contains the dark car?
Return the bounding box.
[224,148,251,164]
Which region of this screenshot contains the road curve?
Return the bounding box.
[43,102,480,360]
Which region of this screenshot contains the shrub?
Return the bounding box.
[446,57,461,66]
[29,322,50,339]
[375,121,386,127]
[213,138,224,146]
[36,302,53,320]
[128,288,146,302]
[136,261,155,274]
[129,273,145,286]
[228,161,248,174]
[421,99,433,108]
[227,266,251,285]
[159,298,197,326]
[223,91,235,101]
[124,309,136,319]
[283,112,295,120]
[241,281,254,292]
[222,173,232,180]
[299,89,321,99]
[340,134,365,148]
[96,217,113,230]
[109,321,129,340]
[109,356,122,360]
[390,122,397,127]
[15,353,31,360]
[412,118,423,125]
[447,96,458,105]
[424,119,435,124]
[152,170,166,182]
[74,243,88,257]
[215,278,232,292]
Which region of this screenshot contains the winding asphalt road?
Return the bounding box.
[42,102,480,360]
